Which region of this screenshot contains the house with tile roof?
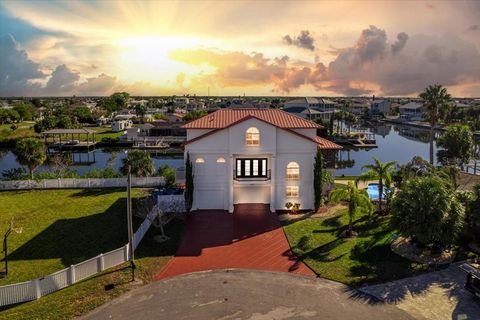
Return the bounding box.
[182,108,341,213]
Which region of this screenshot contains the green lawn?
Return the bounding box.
[0,189,184,319]
[283,208,429,286]
[91,126,124,142]
[0,122,37,143]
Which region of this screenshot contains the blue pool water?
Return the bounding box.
[366,183,390,200]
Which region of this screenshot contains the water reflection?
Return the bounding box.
[0,148,184,176]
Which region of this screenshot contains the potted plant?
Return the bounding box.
[285,202,293,214]
[292,203,301,214]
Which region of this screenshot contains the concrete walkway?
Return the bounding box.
[82,269,414,320]
[361,263,480,320]
[154,204,314,280]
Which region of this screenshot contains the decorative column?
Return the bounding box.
[228,155,234,213]
[270,155,276,213]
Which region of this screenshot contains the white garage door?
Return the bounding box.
[233,185,270,204]
[196,190,224,209]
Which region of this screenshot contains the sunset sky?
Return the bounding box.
[1,0,480,97]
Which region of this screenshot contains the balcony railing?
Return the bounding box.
[233,169,271,181]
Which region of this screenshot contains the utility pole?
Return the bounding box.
[127,164,135,281]
[2,218,22,277]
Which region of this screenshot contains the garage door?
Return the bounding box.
[196,190,224,209]
[233,185,270,204]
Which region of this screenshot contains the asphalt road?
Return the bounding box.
[82,269,415,320]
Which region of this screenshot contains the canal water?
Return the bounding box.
[0,123,478,177]
[0,148,185,176]
[336,123,437,176]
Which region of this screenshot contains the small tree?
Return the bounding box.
[313,147,324,211]
[356,157,396,213]
[184,152,194,213]
[329,182,373,237]
[158,165,176,187]
[120,150,154,177]
[419,84,452,164]
[13,138,46,179]
[436,124,474,168]
[391,176,464,248]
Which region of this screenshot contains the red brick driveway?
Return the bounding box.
[154,204,315,280]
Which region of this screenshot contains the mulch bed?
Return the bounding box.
[391,236,456,265]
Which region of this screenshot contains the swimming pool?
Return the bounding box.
[366,183,390,200]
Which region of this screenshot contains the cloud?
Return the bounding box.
[467,24,478,31]
[75,73,117,96]
[45,64,80,94]
[172,25,480,96]
[391,32,409,55]
[283,30,315,51]
[0,33,45,96]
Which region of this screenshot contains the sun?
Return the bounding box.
[114,36,213,86]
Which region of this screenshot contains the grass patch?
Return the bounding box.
[91,126,124,142]
[0,189,184,319]
[283,208,429,286]
[334,175,358,181]
[0,122,37,143]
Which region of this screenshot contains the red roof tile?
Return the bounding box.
[312,135,343,150]
[182,108,322,129]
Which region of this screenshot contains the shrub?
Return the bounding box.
[1,168,28,181]
[391,176,464,247]
[158,164,176,187]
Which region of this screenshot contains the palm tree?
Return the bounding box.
[13,138,46,179]
[120,150,155,177]
[356,157,396,213]
[419,84,452,164]
[329,182,372,237]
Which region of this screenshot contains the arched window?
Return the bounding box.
[286,162,300,180]
[216,157,226,163]
[195,157,205,163]
[246,127,260,146]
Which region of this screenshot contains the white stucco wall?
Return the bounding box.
[185,118,318,211]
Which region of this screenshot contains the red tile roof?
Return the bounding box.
[312,135,343,150]
[182,108,322,129]
[185,125,342,150]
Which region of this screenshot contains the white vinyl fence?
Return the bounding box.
[0,177,165,190]
[0,209,157,307]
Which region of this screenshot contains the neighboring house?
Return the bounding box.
[284,97,336,111]
[370,99,390,115]
[183,108,342,213]
[399,102,424,121]
[349,103,370,116]
[167,113,186,123]
[112,119,133,132]
[96,116,110,126]
[282,105,333,121]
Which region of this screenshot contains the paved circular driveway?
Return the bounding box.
[82,269,414,320]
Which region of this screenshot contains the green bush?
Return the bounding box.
[391,176,464,247]
[158,164,176,187]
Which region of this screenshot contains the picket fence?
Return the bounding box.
[0,210,157,307]
[0,177,165,190]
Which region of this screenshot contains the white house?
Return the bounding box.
[112,119,133,132]
[182,108,342,213]
[399,102,424,121]
[370,99,390,115]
